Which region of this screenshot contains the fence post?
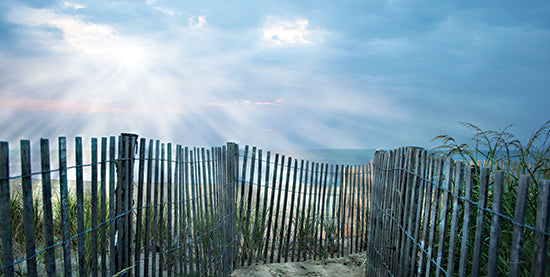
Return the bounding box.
[226,142,239,273]
[115,133,138,275]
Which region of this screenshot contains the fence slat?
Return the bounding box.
[242,147,256,266]
[291,159,305,261]
[487,171,505,277]
[143,139,154,276]
[299,160,310,261]
[329,164,340,259]
[91,138,99,277]
[472,167,490,276]
[158,144,166,274]
[0,141,14,277]
[509,175,531,276]
[457,166,475,277]
[277,156,292,263]
[284,158,299,262]
[167,143,174,277]
[434,158,454,277]
[100,137,107,277]
[20,140,37,276]
[236,145,249,264]
[446,161,465,276]
[257,151,271,262]
[60,137,73,277]
[75,137,87,277]
[40,138,56,277]
[249,149,263,265]
[417,156,436,276]
[532,179,550,276]
[134,138,146,277]
[270,155,284,263]
[425,158,444,276]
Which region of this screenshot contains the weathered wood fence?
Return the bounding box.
[233,145,371,267]
[0,134,371,276]
[0,134,239,276]
[366,147,550,276]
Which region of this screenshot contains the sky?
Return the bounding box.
[0,0,549,150]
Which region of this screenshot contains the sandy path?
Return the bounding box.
[231,252,366,277]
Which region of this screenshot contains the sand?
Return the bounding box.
[231,252,366,277]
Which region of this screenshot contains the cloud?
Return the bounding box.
[63,2,85,10]
[189,15,206,28]
[261,18,325,47]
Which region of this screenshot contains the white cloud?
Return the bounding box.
[63,2,85,10]
[6,6,154,71]
[189,16,206,28]
[261,18,325,47]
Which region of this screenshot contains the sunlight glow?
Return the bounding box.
[262,19,324,46]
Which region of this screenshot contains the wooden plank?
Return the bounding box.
[166,143,173,277]
[242,147,257,266]
[151,140,160,276]
[174,145,182,277]
[298,161,310,261]
[284,158,299,262]
[357,164,365,253]
[199,148,211,275]
[337,164,346,258]
[446,161,465,276]
[91,138,99,277]
[508,175,531,276]
[60,137,73,276]
[340,165,349,256]
[100,137,107,277]
[75,137,87,276]
[134,138,146,277]
[108,136,116,276]
[290,159,304,261]
[189,148,202,275]
[256,151,271,262]
[398,148,414,276]
[264,153,285,263]
[236,145,249,263]
[182,147,193,275]
[350,165,358,256]
[20,140,37,276]
[532,179,550,276]
[458,166,475,276]
[249,149,263,265]
[158,144,166,274]
[425,158,444,276]
[329,164,340,259]
[310,162,322,259]
[277,156,292,263]
[417,157,435,275]
[434,158,454,277]
[409,150,427,275]
[143,139,154,276]
[40,139,56,277]
[487,171,504,277]
[471,167,490,276]
[270,155,285,263]
[0,141,14,277]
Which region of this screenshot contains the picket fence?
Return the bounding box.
[0,134,370,276]
[367,147,550,276]
[1,135,548,277]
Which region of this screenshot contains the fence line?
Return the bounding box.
[366,147,550,277]
[0,134,371,276]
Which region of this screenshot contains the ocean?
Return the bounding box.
[273,149,376,166]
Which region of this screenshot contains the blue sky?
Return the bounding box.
[0,0,549,149]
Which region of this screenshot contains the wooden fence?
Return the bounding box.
[366,147,550,276]
[233,145,371,267]
[0,134,371,276]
